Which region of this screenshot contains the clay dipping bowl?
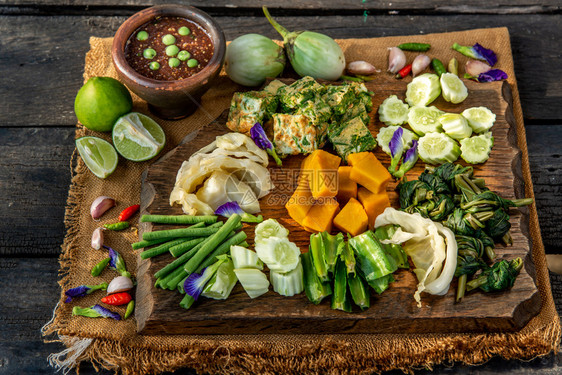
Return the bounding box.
[112,5,226,120]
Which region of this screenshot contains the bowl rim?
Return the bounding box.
[111,4,226,89]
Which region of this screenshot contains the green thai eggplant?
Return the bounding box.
[263,7,346,80]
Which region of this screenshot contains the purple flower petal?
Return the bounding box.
[473,43,497,66]
[184,270,206,300]
[64,285,89,302]
[91,304,121,320]
[104,245,118,269]
[215,201,244,217]
[389,127,404,158]
[403,140,418,165]
[478,69,508,82]
[250,123,273,150]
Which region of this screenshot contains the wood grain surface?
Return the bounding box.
[136,77,540,335]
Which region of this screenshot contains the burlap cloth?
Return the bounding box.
[43,27,560,374]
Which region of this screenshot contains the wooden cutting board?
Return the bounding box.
[135,76,540,335]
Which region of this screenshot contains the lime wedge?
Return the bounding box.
[112,112,166,162]
[439,113,472,140]
[75,136,118,179]
[407,106,444,136]
[440,73,468,104]
[418,132,460,165]
[460,132,494,164]
[405,73,441,107]
[378,95,409,126]
[376,125,418,155]
[461,107,496,133]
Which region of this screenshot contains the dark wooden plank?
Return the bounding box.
[0,14,560,127]
[526,125,562,254]
[0,0,560,14]
[0,128,73,256]
[136,77,540,335]
[0,256,559,374]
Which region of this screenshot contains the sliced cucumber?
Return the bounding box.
[462,107,496,133]
[405,73,441,107]
[439,113,472,140]
[376,125,418,155]
[440,73,468,104]
[255,236,300,273]
[460,132,494,164]
[378,95,409,126]
[270,259,304,297]
[418,132,461,164]
[407,106,444,136]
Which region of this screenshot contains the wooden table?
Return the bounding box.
[0,1,560,373]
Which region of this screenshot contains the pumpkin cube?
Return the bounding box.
[357,187,391,229]
[286,177,314,226]
[333,197,368,236]
[347,152,391,194]
[306,150,341,199]
[336,166,357,204]
[302,198,340,233]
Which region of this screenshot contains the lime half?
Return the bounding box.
[76,136,118,179]
[418,132,460,165]
[462,107,496,133]
[440,73,468,104]
[405,73,441,107]
[460,132,494,164]
[112,112,166,162]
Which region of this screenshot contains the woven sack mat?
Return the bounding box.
[43,27,560,375]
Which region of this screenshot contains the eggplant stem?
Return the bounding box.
[262,6,289,40]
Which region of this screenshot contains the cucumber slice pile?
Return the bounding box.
[439,113,472,140]
[417,132,461,164]
[440,73,468,104]
[460,132,494,164]
[378,95,409,126]
[462,106,496,133]
[376,126,418,155]
[407,106,444,136]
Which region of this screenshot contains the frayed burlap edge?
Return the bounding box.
[43,28,561,374]
[56,319,560,375]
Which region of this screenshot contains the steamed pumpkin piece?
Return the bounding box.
[285,175,314,226]
[333,197,368,236]
[347,152,391,194]
[302,197,340,233]
[357,187,390,230]
[306,150,342,199]
[336,166,357,204]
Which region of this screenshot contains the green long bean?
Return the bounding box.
[194,231,247,273]
[142,226,221,241]
[131,238,170,250]
[140,238,191,259]
[168,237,207,257]
[141,214,218,225]
[183,214,241,275]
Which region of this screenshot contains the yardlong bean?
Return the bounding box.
[141,214,217,225]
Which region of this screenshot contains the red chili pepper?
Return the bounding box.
[118,204,140,222]
[396,63,412,79]
[101,292,132,306]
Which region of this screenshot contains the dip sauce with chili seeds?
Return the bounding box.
[125,16,214,81]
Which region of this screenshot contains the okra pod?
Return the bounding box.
[331,259,352,312]
[302,252,332,305]
[348,273,370,310]
[310,233,329,282]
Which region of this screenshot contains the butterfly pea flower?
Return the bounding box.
[388,126,405,174]
[104,245,131,279]
[184,256,228,301]
[215,201,263,223]
[64,282,108,303]
[72,304,121,320]
[452,42,497,66]
[394,140,419,179]
[250,122,282,166]
[477,69,508,82]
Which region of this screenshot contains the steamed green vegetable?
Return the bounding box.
[302,252,332,304]
[263,6,345,80]
[331,259,351,312]
[349,231,397,282]
[225,33,286,86]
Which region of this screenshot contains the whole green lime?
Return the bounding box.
[74,77,133,132]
